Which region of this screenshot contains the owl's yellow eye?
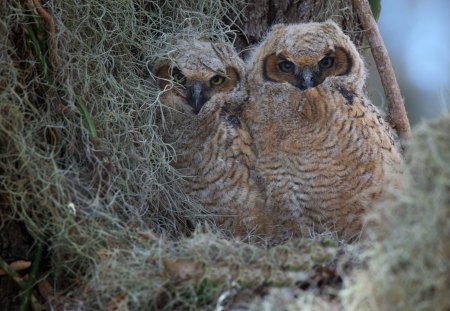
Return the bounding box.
[278,60,295,72]
[172,70,186,85]
[318,56,334,69]
[210,75,226,86]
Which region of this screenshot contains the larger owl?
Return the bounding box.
[153,39,274,239]
[243,21,403,241]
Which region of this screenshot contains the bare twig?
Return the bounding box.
[352,0,412,142]
[31,0,56,36]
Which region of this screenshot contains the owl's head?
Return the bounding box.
[154,39,246,115]
[248,21,365,91]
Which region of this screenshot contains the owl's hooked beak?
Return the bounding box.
[295,66,315,90]
[302,66,314,89]
[187,81,207,114]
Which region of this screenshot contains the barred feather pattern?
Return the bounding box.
[154,39,275,239]
[167,100,273,237]
[244,22,404,241]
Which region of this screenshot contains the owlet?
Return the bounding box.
[154,39,274,240]
[243,21,403,241]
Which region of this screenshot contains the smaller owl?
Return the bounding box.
[153,39,274,239]
[243,21,404,242]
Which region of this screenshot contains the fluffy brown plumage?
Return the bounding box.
[154,39,274,239]
[243,21,403,241]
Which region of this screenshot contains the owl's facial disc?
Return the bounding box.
[185,74,230,114]
[263,47,352,90]
[264,55,322,90]
[156,65,240,114]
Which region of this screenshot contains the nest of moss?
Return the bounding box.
[65,232,350,310]
[4,0,445,310]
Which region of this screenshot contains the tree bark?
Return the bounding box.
[233,0,365,54]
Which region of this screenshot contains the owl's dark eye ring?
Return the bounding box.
[278,60,295,72]
[210,75,226,86]
[318,56,334,69]
[172,69,186,85]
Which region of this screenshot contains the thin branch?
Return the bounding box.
[31,0,56,37]
[352,0,412,143]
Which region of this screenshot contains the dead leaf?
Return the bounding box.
[0,260,31,275]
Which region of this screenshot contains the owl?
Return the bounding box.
[243,21,403,242]
[153,39,274,239]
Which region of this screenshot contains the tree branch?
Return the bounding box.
[352,0,412,142]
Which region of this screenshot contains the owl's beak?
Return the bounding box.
[297,66,314,90]
[188,81,207,114]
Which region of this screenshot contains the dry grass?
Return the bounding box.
[67,232,341,310]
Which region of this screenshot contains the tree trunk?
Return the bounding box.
[232,0,365,54]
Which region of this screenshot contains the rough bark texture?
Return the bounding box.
[352,0,412,142]
[232,0,364,55]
